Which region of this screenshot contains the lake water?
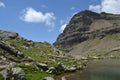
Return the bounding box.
[57,59,120,80]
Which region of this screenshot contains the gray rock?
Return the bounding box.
[43,77,54,80]
[46,67,56,74]
[37,63,48,71]
[17,52,25,58]
[0,69,7,80]
[0,41,25,59]
[0,30,18,40]
[12,67,26,80]
[0,67,26,80]
[68,67,76,72]
[56,62,65,71]
[61,77,66,80]
[0,67,25,80]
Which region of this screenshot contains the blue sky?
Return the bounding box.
[0,0,120,43]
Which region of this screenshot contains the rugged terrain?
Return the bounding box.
[0,30,83,80]
[54,10,120,57]
[1,10,120,80]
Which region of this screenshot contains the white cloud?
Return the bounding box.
[101,0,120,14]
[0,2,5,7]
[89,5,101,13]
[20,7,56,27]
[60,24,67,33]
[89,0,120,14]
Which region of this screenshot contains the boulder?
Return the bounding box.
[67,67,76,72]
[0,69,7,80]
[12,67,26,80]
[37,63,48,71]
[46,67,56,74]
[0,41,25,59]
[17,52,25,58]
[0,67,25,80]
[56,62,65,71]
[42,77,54,80]
[0,30,18,40]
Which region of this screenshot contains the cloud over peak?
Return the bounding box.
[20,7,56,27]
[89,0,120,14]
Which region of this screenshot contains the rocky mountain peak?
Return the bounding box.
[54,10,120,52]
[63,10,101,34]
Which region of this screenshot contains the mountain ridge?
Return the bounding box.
[54,10,120,56]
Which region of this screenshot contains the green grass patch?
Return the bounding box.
[90,19,112,31]
[6,39,57,62]
[0,74,3,80]
[17,64,54,80]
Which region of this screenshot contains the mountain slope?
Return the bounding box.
[0,30,82,80]
[54,10,120,57]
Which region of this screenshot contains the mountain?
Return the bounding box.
[1,10,120,80]
[0,30,82,80]
[54,10,120,57]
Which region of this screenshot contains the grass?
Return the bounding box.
[0,74,3,80]
[7,39,56,62]
[6,38,80,67]
[69,33,120,57]
[90,19,112,31]
[3,38,81,79]
[109,20,120,25]
[17,64,54,80]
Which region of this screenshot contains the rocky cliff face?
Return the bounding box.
[53,10,120,53]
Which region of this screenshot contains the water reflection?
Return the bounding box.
[60,59,120,80]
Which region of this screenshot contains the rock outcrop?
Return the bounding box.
[53,10,120,52]
[0,30,19,40]
[0,67,25,80]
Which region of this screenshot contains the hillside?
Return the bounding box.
[54,10,120,57]
[0,30,83,80]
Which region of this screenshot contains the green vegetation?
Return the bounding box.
[90,19,112,31]
[69,33,120,57]
[7,39,56,61]
[0,74,3,80]
[89,19,120,31]
[17,64,54,80]
[2,38,81,79]
[109,20,120,25]
[6,38,79,67]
